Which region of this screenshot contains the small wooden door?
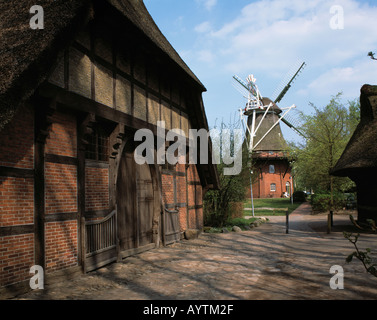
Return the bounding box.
[164,207,180,245]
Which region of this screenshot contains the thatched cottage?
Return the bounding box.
[0,0,219,296]
[331,84,377,224]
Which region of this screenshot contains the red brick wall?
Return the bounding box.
[0,176,34,227]
[176,171,187,232]
[0,234,34,287]
[161,163,203,233]
[250,160,293,199]
[195,184,203,230]
[45,163,78,214]
[0,102,207,288]
[186,164,202,230]
[0,104,35,287]
[45,112,77,157]
[161,173,174,205]
[43,110,80,275]
[178,207,188,232]
[45,221,78,273]
[85,166,109,211]
[186,185,203,230]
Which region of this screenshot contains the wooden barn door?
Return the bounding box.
[116,143,160,258]
[137,163,155,247]
[117,143,137,252]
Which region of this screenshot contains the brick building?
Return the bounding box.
[0,0,219,296]
[247,98,293,199]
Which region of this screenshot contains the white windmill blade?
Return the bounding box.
[278,108,306,138]
[233,75,249,92]
[232,81,249,100]
[271,61,306,104]
[271,61,303,99]
[252,104,297,150]
[233,74,262,99]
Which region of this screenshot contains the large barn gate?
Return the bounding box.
[84,141,182,271]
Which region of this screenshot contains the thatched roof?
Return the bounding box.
[0,0,91,129]
[331,84,377,177]
[0,0,206,130]
[108,0,204,89]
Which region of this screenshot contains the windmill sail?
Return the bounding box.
[278,113,306,138]
[273,62,306,104]
[233,75,251,94]
[233,63,307,150]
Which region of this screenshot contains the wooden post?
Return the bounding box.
[327,212,332,234]
[34,97,56,270]
[286,211,289,234]
[34,140,45,269]
[330,211,334,227]
[77,113,95,272]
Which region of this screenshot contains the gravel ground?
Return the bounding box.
[7,203,377,301]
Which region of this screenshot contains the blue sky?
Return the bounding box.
[144,0,377,144]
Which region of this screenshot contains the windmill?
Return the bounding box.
[232,62,306,213]
[233,61,306,152]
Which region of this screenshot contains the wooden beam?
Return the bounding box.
[44,212,78,222]
[77,113,95,272]
[0,225,34,237]
[0,166,34,179]
[34,110,46,269]
[45,154,78,166]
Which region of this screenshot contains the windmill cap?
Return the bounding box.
[261,97,282,115]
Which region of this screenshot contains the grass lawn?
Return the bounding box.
[243,198,304,216]
[204,217,260,233]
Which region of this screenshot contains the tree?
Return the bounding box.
[203,119,251,227]
[291,94,360,195]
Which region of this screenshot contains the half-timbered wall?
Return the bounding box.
[47,22,192,139]
[161,162,203,239]
[0,15,207,291]
[0,103,35,287]
[187,164,203,230]
[47,19,202,237]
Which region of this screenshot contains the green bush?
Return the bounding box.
[292,191,307,203]
[311,192,346,212]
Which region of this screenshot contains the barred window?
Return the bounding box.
[270,183,276,192]
[85,125,109,162]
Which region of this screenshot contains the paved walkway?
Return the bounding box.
[9,203,377,300]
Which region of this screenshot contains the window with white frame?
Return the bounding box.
[270,183,276,192]
[269,165,275,174]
